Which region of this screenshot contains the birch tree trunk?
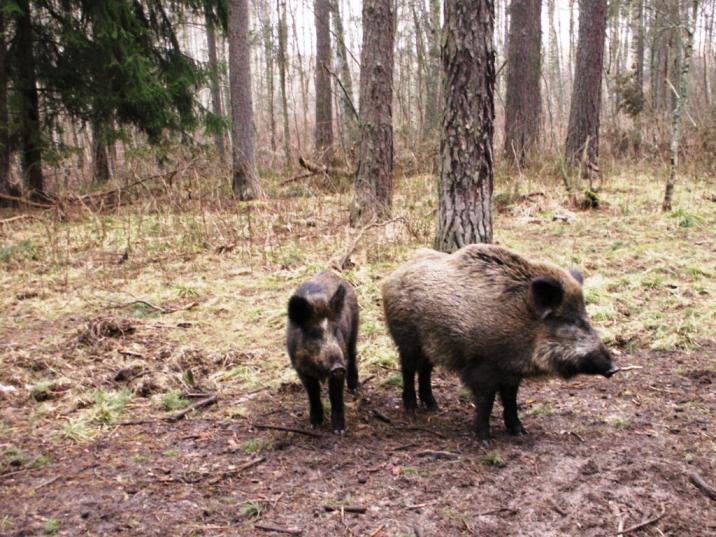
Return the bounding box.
[351,0,395,224]
[435,0,495,252]
[228,0,259,199]
[663,0,699,212]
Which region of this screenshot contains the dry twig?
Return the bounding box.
[253,423,323,438]
[165,395,218,422]
[688,471,716,501]
[254,523,302,535]
[617,503,666,535]
[324,505,367,514]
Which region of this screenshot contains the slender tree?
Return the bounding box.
[314,0,333,161]
[423,0,441,138]
[206,9,227,164]
[0,9,9,198]
[663,0,699,211]
[91,121,110,184]
[15,0,44,197]
[435,0,495,251]
[277,0,291,165]
[351,0,395,224]
[259,1,276,153]
[504,0,542,165]
[564,0,608,172]
[332,0,358,155]
[228,0,259,199]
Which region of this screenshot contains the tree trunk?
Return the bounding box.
[92,120,110,184]
[423,0,441,138]
[435,0,495,252]
[564,0,608,172]
[205,11,227,164]
[228,0,259,199]
[16,0,44,198]
[260,1,276,154]
[663,0,698,212]
[314,0,333,161]
[351,0,395,224]
[332,0,358,155]
[547,0,564,121]
[633,0,645,110]
[277,0,291,166]
[0,10,10,197]
[504,0,542,165]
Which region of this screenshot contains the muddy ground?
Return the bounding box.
[1,333,714,536]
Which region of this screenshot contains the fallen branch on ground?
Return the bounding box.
[254,523,302,535]
[617,503,666,535]
[253,423,322,438]
[688,471,716,501]
[165,395,218,422]
[297,156,354,178]
[324,505,367,514]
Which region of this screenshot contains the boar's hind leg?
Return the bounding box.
[329,373,346,433]
[418,361,438,410]
[499,381,526,435]
[299,374,323,427]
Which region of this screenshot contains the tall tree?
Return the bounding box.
[277,0,291,165]
[331,0,358,155]
[259,0,276,153]
[632,0,645,114]
[564,0,608,172]
[435,0,495,252]
[423,0,441,138]
[351,0,395,224]
[0,9,9,198]
[314,0,333,161]
[15,0,44,197]
[504,0,542,165]
[663,0,699,211]
[206,8,227,164]
[228,0,259,199]
[91,121,110,184]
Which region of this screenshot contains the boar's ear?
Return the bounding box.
[288,295,312,326]
[329,283,346,316]
[530,277,565,318]
[569,268,584,285]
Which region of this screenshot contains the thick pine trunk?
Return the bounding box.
[205,12,226,164]
[16,0,44,198]
[351,0,395,224]
[435,0,495,252]
[0,10,9,197]
[277,0,291,166]
[228,0,259,199]
[504,0,541,165]
[564,0,608,171]
[314,0,333,162]
[663,0,698,212]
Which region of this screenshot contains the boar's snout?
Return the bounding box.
[581,344,615,378]
[330,364,346,378]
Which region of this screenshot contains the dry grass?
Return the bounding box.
[0,161,714,447]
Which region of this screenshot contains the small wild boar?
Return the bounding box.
[286,272,359,433]
[382,244,616,440]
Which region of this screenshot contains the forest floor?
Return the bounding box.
[1,166,715,536]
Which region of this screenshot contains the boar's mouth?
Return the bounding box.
[602,367,620,378]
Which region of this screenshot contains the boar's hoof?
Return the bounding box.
[506,422,527,436]
[422,400,439,412]
[333,428,345,436]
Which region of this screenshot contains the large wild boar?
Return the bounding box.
[286,272,359,433]
[382,244,616,440]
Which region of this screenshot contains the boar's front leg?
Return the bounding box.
[346,331,359,393]
[499,380,526,435]
[463,364,498,441]
[328,373,346,434]
[418,361,438,410]
[299,374,323,428]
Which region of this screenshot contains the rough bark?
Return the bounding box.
[331,0,358,153]
[16,0,44,197]
[435,0,495,252]
[564,0,608,170]
[0,10,9,197]
[92,120,110,184]
[423,0,441,138]
[314,0,333,161]
[277,0,291,165]
[547,0,564,120]
[228,0,259,199]
[504,0,541,165]
[632,0,645,110]
[351,0,395,224]
[259,1,276,153]
[205,11,226,164]
[663,0,698,212]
